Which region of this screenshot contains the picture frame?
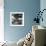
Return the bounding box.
[10,12,24,26]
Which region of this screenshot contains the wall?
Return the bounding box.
[0,0,4,42]
[40,0,46,27]
[4,0,40,42]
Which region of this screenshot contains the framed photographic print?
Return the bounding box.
[10,12,24,26]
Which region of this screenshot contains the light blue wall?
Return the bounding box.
[4,0,40,42]
[40,0,46,27]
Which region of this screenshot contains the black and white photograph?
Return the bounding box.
[10,12,24,26]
